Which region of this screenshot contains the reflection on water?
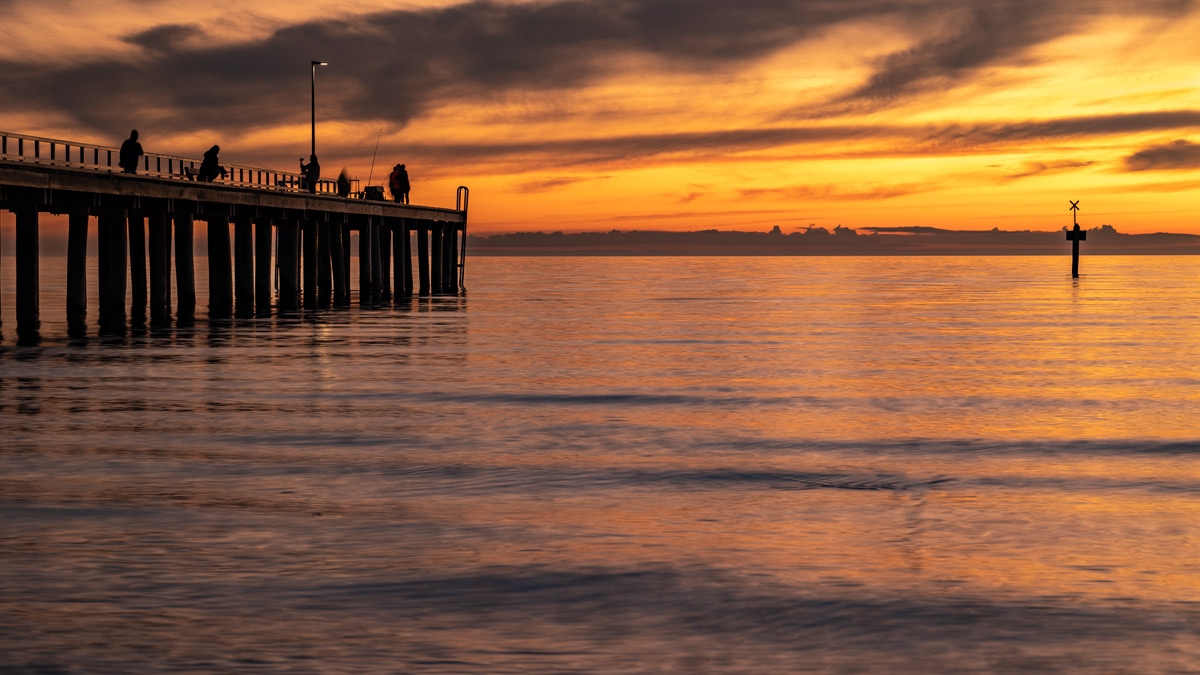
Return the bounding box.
[2,256,1200,673]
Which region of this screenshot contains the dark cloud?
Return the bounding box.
[997,160,1095,181]
[917,111,1200,150]
[122,23,203,55]
[394,112,1200,175]
[1,0,1192,143]
[2,0,888,137]
[0,0,1195,181]
[515,176,598,192]
[1125,139,1200,171]
[739,183,934,201]
[846,0,1193,102]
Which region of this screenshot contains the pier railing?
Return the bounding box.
[0,130,355,195]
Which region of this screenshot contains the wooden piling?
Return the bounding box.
[148,212,171,325]
[128,212,147,324]
[302,223,317,310]
[403,221,413,296]
[379,221,392,303]
[277,223,300,312]
[317,223,333,309]
[417,225,430,296]
[255,220,272,315]
[234,216,254,316]
[97,208,127,332]
[394,219,412,297]
[446,224,459,293]
[207,215,234,319]
[14,205,40,340]
[164,218,172,317]
[174,213,196,321]
[438,224,449,293]
[371,217,384,304]
[430,223,443,294]
[66,208,89,333]
[341,226,351,297]
[359,217,374,304]
[330,223,349,307]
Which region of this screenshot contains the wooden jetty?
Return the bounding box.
[0,131,467,342]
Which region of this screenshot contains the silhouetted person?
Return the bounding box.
[119,129,143,174]
[337,169,351,198]
[388,164,403,202]
[197,145,226,182]
[388,163,410,203]
[300,154,320,193]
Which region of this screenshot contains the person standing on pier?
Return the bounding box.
[197,145,226,182]
[119,130,143,174]
[388,163,410,204]
[301,154,321,193]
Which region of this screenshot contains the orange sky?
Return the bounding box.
[2,0,1200,234]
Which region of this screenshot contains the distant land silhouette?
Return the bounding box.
[468,225,1200,256]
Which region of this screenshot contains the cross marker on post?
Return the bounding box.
[1066,200,1085,278]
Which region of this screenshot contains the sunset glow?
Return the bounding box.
[3,0,1200,233]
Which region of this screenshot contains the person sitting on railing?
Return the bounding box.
[197,145,226,182]
[300,154,320,193]
[119,130,143,174]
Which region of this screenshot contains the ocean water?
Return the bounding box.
[2,254,1200,673]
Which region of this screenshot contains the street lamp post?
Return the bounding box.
[311,60,328,157]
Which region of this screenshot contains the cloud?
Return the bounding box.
[997,160,1096,181]
[844,0,1194,102]
[908,111,1200,153]
[122,24,205,55]
[1125,139,1200,171]
[514,176,599,193]
[1,0,1193,142]
[739,183,934,201]
[395,111,1200,175]
[3,0,876,136]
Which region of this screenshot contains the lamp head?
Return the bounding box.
[312,60,328,67]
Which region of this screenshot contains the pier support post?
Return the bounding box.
[255,220,272,316]
[394,219,412,298]
[235,215,254,317]
[66,208,89,334]
[430,223,443,294]
[302,222,317,310]
[331,223,349,307]
[417,225,430,296]
[359,217,373,305]
[371,217,384,305]
[207,215,233,319]
[341,226,351,297]
[445,224,458,293]
[164,217,172,318]
[175,213,196,322]
[403,220,413,296]
[128,212,147,325]
[379,221,392,303]
[317,223,333,309]
[148,212,171,325]
[278,223,300,312]
[97,208,127,333]
[14,205,40,341]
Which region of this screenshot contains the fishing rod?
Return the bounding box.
[366,128,382,188]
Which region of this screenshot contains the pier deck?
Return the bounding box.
[1,132,468,343]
